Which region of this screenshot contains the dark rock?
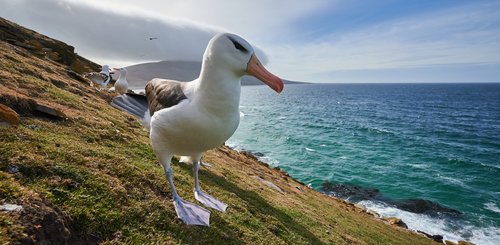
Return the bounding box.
[321,181,462,217]
[7,165,19,174]
[34,104,67,120]
[391,199,462,216]
[417,230,444,243]
[0,94,37,116]
[50,79,67,89]
[253,152,265,157]
[321,181,380,200]
[431,234,444,243]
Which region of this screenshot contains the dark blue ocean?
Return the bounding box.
[227,83,500,244]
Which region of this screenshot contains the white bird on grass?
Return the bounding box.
[109,67,129,95]
[111,33,283,226]
[84,65,111,90]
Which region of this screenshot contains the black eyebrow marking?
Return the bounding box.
[227,36,248,53]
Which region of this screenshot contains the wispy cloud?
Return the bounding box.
[1,0,499,82]
[266,1,500,82]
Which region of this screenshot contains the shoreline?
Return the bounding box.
[228,145,490,245]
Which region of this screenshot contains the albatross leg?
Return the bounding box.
[179,156,212,168]
[193,161,228,212]
[161,157,210,226]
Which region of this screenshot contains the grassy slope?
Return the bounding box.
[0,31,434,245]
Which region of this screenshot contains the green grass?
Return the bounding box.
[0,41,436,244]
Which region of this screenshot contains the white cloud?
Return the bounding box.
[0,0,222,67]
[1,0,499,82]
[64,0,332,42]
[265,1,500,82]
[2,0,324,67]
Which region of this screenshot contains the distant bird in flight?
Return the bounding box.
[111,33,283,226]
[84,65,111,90]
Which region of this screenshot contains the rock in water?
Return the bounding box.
[0,103,20,127]
[321,181,380,200]
[393,198,462,216]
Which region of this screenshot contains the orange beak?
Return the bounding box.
[246,54,284,93]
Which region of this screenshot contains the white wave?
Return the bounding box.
[358,200,500,245]
[225,141,245,152]
[408,163,429,169]
[437,174,468,188]
[479,162,500,170]
[305,147,316,152]
[373,128,392,134]
[484,202,500,214]
[258,155,280,166]
[320,144,327,147]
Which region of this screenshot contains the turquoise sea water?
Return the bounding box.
[227,83,500,244]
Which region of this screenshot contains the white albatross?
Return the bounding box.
[111,33,283,226]
[109,67,129,94]
[84,65,111,90]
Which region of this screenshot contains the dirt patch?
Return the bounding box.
[12,194,97,244]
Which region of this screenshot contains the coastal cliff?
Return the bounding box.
[0,17,434,244]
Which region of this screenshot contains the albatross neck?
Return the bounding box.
[195,60,242,114]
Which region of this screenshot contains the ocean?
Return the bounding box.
[227,83,500,244]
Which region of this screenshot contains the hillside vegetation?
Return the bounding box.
[0,17,434,244]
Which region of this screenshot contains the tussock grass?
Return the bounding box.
[0,39,435,244]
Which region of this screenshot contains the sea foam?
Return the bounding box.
[358,200,500,245]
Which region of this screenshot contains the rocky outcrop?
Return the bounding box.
[321,181,462,217]
[395,198,462,216]
[0,103,20,127]
[322,181,381,200]
[416,230,443,243]
[0,17,99,74]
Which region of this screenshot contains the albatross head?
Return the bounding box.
[101,65,111,75]
[110,67,127,76]
[204,33,284,93]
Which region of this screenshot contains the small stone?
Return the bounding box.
[431,234,443,243]
[445,240,458,245]
[0,104,20,127]
[253,176,284,193]
[0,203,23,212]
[384,217,408,229]
[7,165,19,174]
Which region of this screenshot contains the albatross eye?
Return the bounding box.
[227,36,248,53]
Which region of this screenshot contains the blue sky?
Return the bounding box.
[1,0,499,83]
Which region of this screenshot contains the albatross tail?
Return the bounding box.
[111,93,151,130]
